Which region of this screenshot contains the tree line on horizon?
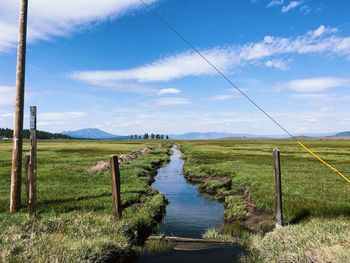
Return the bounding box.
[130,133,169,140]
[0,128,73,140]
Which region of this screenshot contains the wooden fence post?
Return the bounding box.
[24,153,30,205]
[28,106,37,217]
[273,148,283,227]
[110,155,122,220]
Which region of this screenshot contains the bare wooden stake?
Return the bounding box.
[10,0,29,213]
[273,148,283,227]
[110,155,122,220]
[28,106,37,217]
[24,153,30,205]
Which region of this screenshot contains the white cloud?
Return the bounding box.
[299,5,310,15]
[154,97,190,106]
[293,93,350,102]
[40,112,86,122]
[0,0,159,53]
[0,85,15,106]
[70,48,229,84]
[281,1,302,13]
[208,95,238,101]
[267,0,284,7]
[293,93,333,100]
[158,88,181,95]
[71,25,350,88]
[267,0,310,14]
[99,109,350,135]
[0,109,86,129]
[37,112,86,129]
[285,77,350,92]
[265,59,290,70]
[307,25,337,38]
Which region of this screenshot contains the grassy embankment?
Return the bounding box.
[0,140,171,262]
[178,140,350,262]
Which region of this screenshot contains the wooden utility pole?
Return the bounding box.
[273,148,283,227]
[28,106,37,217]
[10,0,29,213]
[110,155,122,220]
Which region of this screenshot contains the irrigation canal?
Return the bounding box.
[138,145,247,262]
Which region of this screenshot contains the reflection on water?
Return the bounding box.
[138,145,247,263]
[153,145,224,238]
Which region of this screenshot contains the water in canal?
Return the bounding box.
[138,145,247,263]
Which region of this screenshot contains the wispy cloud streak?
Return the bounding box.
[158,88,181,95]
[281,1,302,13]
[284,77,350,92]
[70,25,350,90]
[0,0,159,53]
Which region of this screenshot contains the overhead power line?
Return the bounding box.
[139,0,295,139]
[138,0,350,185]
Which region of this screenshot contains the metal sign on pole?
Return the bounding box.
[10,0,29,213]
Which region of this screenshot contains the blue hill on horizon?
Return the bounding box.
[60,128,347,140]
[61,128,128,140]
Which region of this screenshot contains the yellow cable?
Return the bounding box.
[297,141,350,185]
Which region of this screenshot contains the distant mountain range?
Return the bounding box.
[169,132,258,140]
[62,128,129,140]
[169,131,343,140]
[170,131,350,140]
[60,128,350,140]
[332,131,350,138]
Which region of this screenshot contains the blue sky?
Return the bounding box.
[1,0,350,135]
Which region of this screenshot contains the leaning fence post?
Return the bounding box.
[273,148,283,227]
[24,153,30,205]
[110,155,122,220]
[28,106,37,217]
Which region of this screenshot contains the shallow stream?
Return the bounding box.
[138,145,247,262]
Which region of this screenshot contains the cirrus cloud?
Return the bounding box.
[0,0,159,53]
[158,88,181,95]
[267,0,284,8]
[285,77,350,92]
[265,59,291,70]
[208,95,238,101]
[281,1,302,13]
[70,25,350,90]
[155,97,190,106]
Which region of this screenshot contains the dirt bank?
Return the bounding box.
[88,145,161,174]
[183,169,274,234]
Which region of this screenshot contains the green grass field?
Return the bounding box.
[178,139,350,262]
[0,140,171,262]
[1,139,349,262]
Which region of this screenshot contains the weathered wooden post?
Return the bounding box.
[28,106,37,217]
[10,0,29,213]
[24,153,30,205]
[110,155,122,220]
[273,148,283,227]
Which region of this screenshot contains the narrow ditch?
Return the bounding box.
[137,145,248,263]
